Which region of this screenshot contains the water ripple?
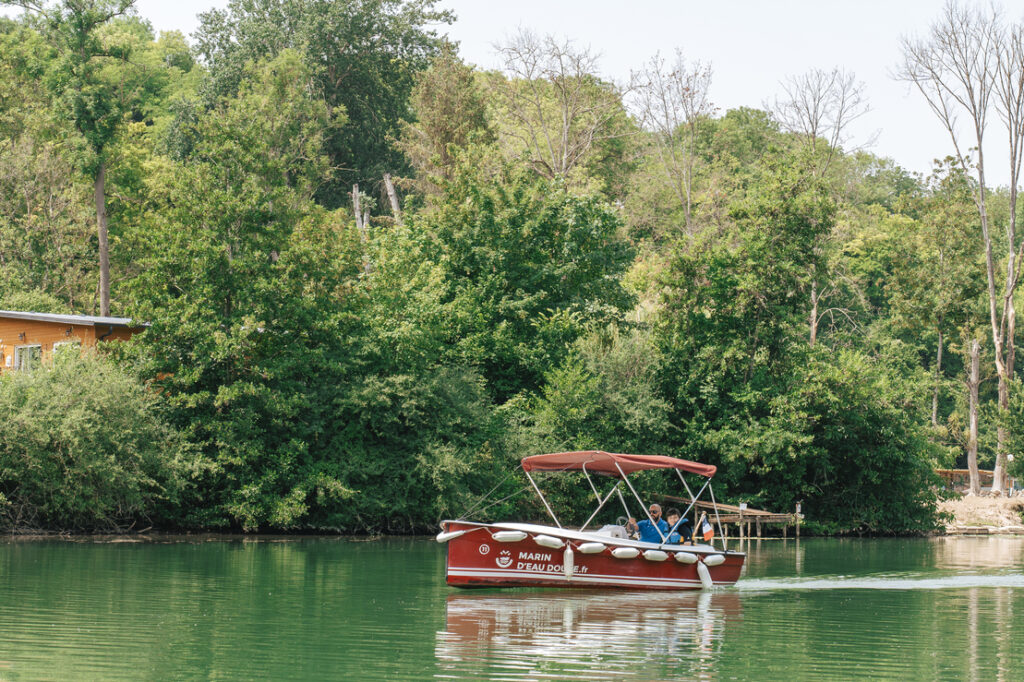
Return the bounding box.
[736,571,1024,591]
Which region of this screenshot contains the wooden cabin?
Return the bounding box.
[0,310,144,372]
[936,469,995,491]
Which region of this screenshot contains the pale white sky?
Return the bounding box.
[5,0,1022,186]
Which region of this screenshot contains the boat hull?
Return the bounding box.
[441,521,745,590]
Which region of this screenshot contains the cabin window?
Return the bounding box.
[14,344,42,372]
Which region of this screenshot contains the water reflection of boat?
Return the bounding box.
[436,590,743,678]
[437,451,745,590]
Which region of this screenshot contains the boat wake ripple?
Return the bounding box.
[736,572,1024,591]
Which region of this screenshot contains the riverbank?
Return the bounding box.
[7,498,1023,538]
[940,495,1024,534]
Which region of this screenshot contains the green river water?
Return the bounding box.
[0,535,1021,681]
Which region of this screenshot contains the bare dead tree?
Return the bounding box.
[382,173,402,225]
[991,17,1024,492]
[492,30,629,181]
[898,1,1022,492]
[630,51,714,230]
[967,337,981,495]
[768,67,869,175]
[768,67,869,347]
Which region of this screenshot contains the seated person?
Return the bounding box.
[665,508,692,544]
[625,504,669,543]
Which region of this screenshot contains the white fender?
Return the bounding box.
[674,551,698,564]
[643,549,669,562]
[703,554,726,567]
[578,542,607,554]
[611,547,640,559]
[435,529,468,543]
[534,534,565,549]
[697,560,713,589]
[492,530,527,543]
[563,547,574,579]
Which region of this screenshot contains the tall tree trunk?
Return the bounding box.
[994,382,1009,493]
[95,160,110,317]
[932,328,943,427]
[968,339,981,496]
[976,159,1009,494]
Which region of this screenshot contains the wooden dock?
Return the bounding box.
[660,495,804,539]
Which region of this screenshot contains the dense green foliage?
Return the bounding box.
[193,0,452,204]
[0,352,186,530]
[4,1,1015,535]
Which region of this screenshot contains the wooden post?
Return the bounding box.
[796,502,801,538]
[756,520,762,538]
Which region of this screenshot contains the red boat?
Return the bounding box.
[437,451,745,590]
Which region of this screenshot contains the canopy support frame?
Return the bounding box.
[709,482,725,549]
[660,475,712,548]
[523,469,562,529]
[582,464,602,504]
[616,462,666,542]
[579,479,622,532]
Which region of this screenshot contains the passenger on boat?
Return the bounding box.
[665,508,692,544]
[626,504,669,543]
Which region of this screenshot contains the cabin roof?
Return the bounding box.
[0,310,140,328]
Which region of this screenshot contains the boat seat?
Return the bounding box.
[594,524,628,538]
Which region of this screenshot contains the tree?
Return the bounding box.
[766,67,869,347]
[0,130,96,310]
[2,1,148,316]
[396,41,493,199]
[193,0,452,207]
[489,30,633,190]
[627,106,785,243]
[768,67,869,176]
[659,154,834,389]
[899,0,1024,492]
[657,156,827,496]
[419,154,635,401]
[630,50,714,231]
[887,161,981,427]
[530,325,675,455]
[655,154,943,531]
[127,51,361,530]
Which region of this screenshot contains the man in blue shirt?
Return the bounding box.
[626,504,669,543]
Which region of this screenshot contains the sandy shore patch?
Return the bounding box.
[939,494,1024,532]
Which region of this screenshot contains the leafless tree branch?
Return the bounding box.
[492,29,631,182]
[767,67,869,174]
[629,50,714,230]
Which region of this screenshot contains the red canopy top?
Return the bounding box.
[521,450,716,478]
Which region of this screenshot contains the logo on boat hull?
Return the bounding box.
[496,550,513,568]
[478,543,490,555]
